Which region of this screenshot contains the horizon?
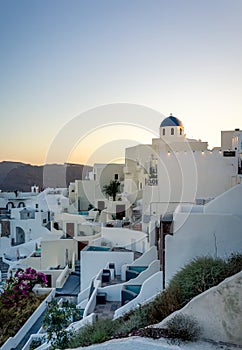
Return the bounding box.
[1,0,242,165]
[0,119,241,167]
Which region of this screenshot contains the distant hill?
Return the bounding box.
[0,161,92,192]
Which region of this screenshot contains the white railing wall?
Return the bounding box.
[22,334,47,350]
[121,246,157,280]
[1,288,55,350]
[124,260,160,286]
[66,313,96,332]
[83,288,98,318]
[131,246,157,266]
[95,260,161,303]
[114,271,163,319]
[72,252,75,271]
[55,265,69,288]
[121,235,148,253]
[77,285,91,304]
[40,269,63,287]
[91,237,102,246]
[82,271,103,317]
[98,284,122,302]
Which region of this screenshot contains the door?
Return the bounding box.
[116,205,125,220]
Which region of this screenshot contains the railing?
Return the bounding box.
[120,235,147,253]
[55,265,69,288]
[121,285,141,305]
[77,285,91,305]
[132,246,157,266]
[114,271,163,319]
[66,313,96,332]
[1,288,55,350]
[22,334,48,350]
[83,287,99,318]
[71,252,75,273]
[125,260,160,286]
[98,259,161,303]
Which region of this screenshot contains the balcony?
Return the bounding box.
[121,285,141,306]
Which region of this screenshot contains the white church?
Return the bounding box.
[122,114,242,288]
[123,114,242,220]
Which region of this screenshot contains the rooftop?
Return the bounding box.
[160,114,183,127]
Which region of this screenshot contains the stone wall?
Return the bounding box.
[159,271,242,346]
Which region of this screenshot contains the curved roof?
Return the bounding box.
[160,114,183,127]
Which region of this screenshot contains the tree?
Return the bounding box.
[43,299,80,349]
[103,180,120,201]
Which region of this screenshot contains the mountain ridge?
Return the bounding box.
[0,161,92,191]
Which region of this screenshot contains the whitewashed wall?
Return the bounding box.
[205,183,242,214]
[41,239,76,270]
[142,150,237,218]
[101,227,147,252]
[166,212,242,285]
[131,246,157,266]
[81,250,134,291]
[159,272,242,345]
[114,271,163,319]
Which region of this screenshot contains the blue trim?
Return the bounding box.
[160,116,183,127]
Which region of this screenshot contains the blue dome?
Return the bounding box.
[160,115,183,127]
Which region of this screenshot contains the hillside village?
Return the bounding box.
[0,115,242,350]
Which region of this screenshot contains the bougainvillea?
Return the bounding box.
[0,267,47,307]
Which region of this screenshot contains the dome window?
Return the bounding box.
[171,128,174,135]
[180,128,182,135]
[163,128,165,136]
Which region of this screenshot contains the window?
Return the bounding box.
[114,173,119,180]
[171,128,174,135]
[223,151,236,157]
[180,128,182,135]
[163,128,165,136]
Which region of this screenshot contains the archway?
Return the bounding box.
[15,227,25,245]
[6,202,15,210]
[18,202,25,208]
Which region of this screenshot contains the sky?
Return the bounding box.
[0,0,242,166]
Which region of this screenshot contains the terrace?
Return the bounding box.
[77,246,162,320]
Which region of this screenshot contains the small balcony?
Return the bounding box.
[121,285,141,306]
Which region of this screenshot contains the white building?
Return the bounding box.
[163,183,242,287]
[123,114,242,233]
[0,188,68,259]
[69,163,133,221]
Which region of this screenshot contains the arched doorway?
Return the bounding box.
[16,227,25,245]
[6,202,15,210]
[18,202,25,208]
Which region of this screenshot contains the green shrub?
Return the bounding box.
[30,337,45,349]
[166,313,201,342]
[68,318,119,348]
[146,284,181,324]
[113,305,149,337]
[66,253,242,348]
[226,253,242,276]
[169,256,228,306]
